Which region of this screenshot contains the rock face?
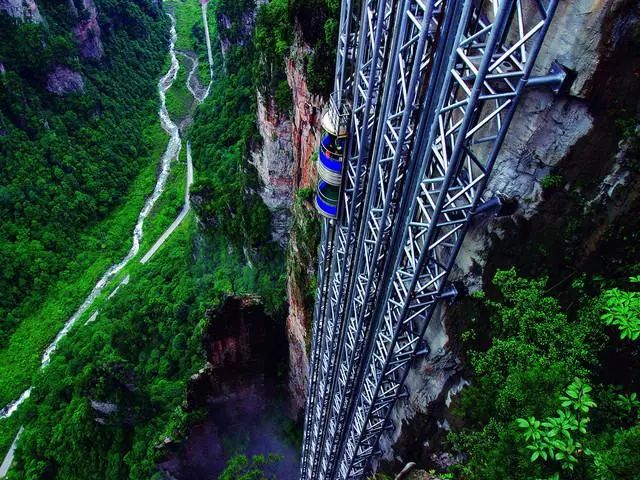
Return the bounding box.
[253,32,325,413]
[46,65,84,95]
[0,0,42,22]
[217,10,256,58]
[251,91,294,246]
[68,0,103,59]
[284,34,325,415]
[186,296,287,409]
[287,38,324,189]
[0,0,102,57]
[251,31,325,252]
[381,0,640,470]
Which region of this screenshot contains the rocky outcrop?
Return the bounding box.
[287,38,324,189]
[183,296,288,430]
[250,91,294,246]
[69,0,103,59]
[284,34,325,415]
[217,10,256,58]
[250,32,325,413]
[162,296,297,479]
[382,0,640,471]
[46,65,84,95]
[251,29,325,250]
[0,0,42,22]
[187,296,285,409]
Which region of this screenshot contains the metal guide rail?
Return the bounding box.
[321,1,445,479]
[302,1,563,479]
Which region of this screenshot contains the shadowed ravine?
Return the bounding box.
[159,298,301,480]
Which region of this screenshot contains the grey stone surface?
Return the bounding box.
[251,91,294,247]
[0,0,42,22]
[46,65,84,95]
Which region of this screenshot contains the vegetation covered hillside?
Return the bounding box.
[0,0,168,348]
[0,0,292,478]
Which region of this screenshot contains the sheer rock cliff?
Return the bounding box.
[241,14,325,414]
[284,34,325,416]
[69,0,103,59]
[0,0,42,22]
[251,92,294,247]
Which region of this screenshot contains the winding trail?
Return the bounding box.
[139,2,214,264]
[39,13,182,369]
[0,428,22,478]
[140,141,194,264]
[0,4,216,475]
[108,274,130,300]
[177,51,210,103]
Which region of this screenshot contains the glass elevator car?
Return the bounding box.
[315,110,347,218]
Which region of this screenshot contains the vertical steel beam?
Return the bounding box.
[341,1,560,477]
[300,218,333,479]
[302,5,357,475]
[313,1,398,478]
[302,1,561,479]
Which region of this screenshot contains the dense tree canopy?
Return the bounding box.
[0,0,168,346]
[449,271,640,480]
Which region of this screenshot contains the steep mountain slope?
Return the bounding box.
[0,0,167,350]
[1,1,292,478]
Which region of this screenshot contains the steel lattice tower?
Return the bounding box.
[302,1,568,479]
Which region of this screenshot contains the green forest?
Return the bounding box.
[0,0,168,354]
[448,269,640,480]
[0,0,291,478]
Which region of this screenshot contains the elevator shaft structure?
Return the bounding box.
[302,1,563,479]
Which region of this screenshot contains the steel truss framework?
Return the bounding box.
[301,1,561,479]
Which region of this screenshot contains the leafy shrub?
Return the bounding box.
[449,269,640,480]
[541,173,564,189]
[219,454,282,480]
[601,276,640,340]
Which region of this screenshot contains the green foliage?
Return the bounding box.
[7,209,286,479]
[449,269,640,480]
[8,219,209,479]
[289,186,320,309]
[289,0,339,96]
[176,1,286,313]
[601,276,640,340]
[190,36,273,250]
[459,269,601,424]
[592,425,640,480]
[0,140,169,408]
[165,55,195,121]
[541,173,564,189]
[218,454,282,480]
[213,0,256,46]
[253,0,291,110]
[251,0,339,108]
[613,392,640,418]
[165,0,216,82]
[1,2,288,477]
[517,379,596,473]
